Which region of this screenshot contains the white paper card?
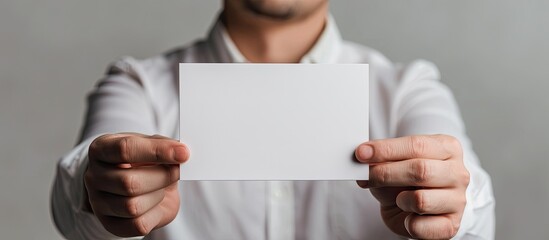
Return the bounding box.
[179,64,369,180]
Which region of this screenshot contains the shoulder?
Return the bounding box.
[340,41,449,137]
[104,39,209,85]
[340,41,394,72]
[340,40,441,86]
[98,40,209,110]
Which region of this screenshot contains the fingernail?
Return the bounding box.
[357,180,369,188]
[357,144,373,162]
[173,146,189,163]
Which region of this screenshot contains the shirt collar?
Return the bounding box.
[206,14,342,64]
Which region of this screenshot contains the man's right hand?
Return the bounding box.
[84,133,190,237]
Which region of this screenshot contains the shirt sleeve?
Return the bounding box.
[392,60,495,239]
[51,57,157,240]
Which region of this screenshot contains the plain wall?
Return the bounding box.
[1,1,547,239]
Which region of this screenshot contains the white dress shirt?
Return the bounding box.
[51,16,495,240]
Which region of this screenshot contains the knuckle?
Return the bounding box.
[456,193,467,212]
[461,168,471,186]
[443,225,455,239]
[434,216,459,239]
[411,160,431,184]
[449,135,462,151]
[89,135,110,160]
[119,137,133,162]
[410,136,427,157]
[121,173,140,196]
[124,197,141,217]
[371,165,389,186]
[406,217,422,238]
[446,216,461,238]
[83,170,94,187]
[444,135,462,155]
[413,191,429,214]
[166,165,177,183]
[451,219,461,237]
[88,140,100,158]
[461,195,468,209]
[154,144,162,162]
[133,216,152,236]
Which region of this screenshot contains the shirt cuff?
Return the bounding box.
[453,159,495,239]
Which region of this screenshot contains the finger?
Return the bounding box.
[405,213,462,239]
[89,134,190,165]
[380,206,412,237]
[364,186,413,207]
[90,188,165,218]
[367,159,458,188]
[355,135,462,163]
[86,163,180,196]
[157,181,181,227]
[396,189,466,215]
[97,202,165,237]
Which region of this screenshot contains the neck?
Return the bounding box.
[222,4,328,63]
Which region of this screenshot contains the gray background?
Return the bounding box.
[0,0,547,239]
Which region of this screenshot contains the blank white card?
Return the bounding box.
[179,64,369,180]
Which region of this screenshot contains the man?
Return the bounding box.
[51,0,495,239]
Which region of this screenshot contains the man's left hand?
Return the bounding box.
[355,135,470,239]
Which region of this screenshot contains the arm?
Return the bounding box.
[393,60,494,239]
[356,60,495,239]
[52,136,119,240]
[394,61,495,239]
[51,58,184,239]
